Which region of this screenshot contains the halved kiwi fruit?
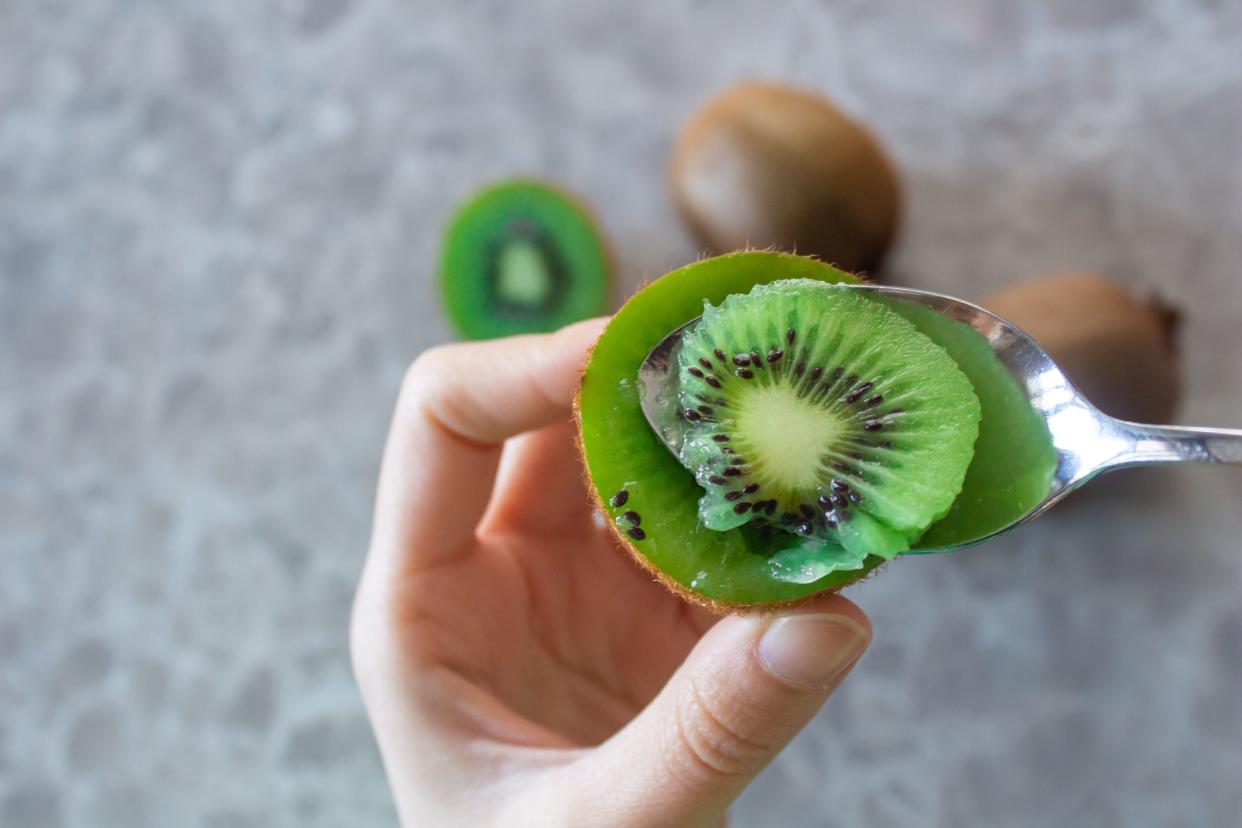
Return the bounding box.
[439,180,611,340]
[577,252,1056,611]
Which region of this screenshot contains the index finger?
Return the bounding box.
[364,317,607,584]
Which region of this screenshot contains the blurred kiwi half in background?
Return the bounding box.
[439,179,612,340]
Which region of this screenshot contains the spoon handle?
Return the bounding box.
[1106,420,1242,467]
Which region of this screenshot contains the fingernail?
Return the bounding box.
[757,613,870,689]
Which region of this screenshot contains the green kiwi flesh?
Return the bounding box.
[439,180,611,340]
[673,280,980,574]
[577,252,1056,609]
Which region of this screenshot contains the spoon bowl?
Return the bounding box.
[638,283,1242,554]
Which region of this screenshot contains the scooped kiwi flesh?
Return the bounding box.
[576,251,1056,609]
[668,279,980,583]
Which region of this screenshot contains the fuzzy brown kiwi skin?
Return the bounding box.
[670,83,901,277]
[571,269,878,616]
[982,272,1181,424]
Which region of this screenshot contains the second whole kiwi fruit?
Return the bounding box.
[670,82,901,276]
[982,272,1181,423]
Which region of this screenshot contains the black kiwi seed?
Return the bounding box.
[708,475,727,485]
[864,395,884,408]
[720,447,736,454]
[750,350,763,366]
[725,491,744,501]
[889,407,905,415]
[610,490,629,508]
[830,479,848,492]
[712,434,730,442]
[864,420,884,431]
[714,348,727,362]
[730,457,746,465]
[786,329,796,344]
[743,483,760,494]
[736,368,754,379]
[684,409,702,421]
[764,500,778,515]
[699,358,713,370]
[698,405,714,415]
[825,514,839,528]
[817,494,833,508]
[733,354,752,366]
[723,467,741,477]
[733,502,752,514]
[705,375,722,388]
[848,491,862,504]
[795,362,806,377]
[623,510,641,525]
[845,382,874,403]
[627,526,646,541]
[688,367,703,378]
[797,521,813,535]
[767,348,784,363]
[831,494,849,510]
[809,366,823,382]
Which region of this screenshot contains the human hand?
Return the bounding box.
[352,319,872,827]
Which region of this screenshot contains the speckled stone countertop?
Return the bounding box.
[5,1,1242,826]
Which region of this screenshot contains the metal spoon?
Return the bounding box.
[638,283,1242,553]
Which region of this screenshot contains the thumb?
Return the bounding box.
[587,595,871,828]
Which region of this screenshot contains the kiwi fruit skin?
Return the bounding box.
[981,272,1181,423]
[670,83,901,277]
[439,179,612,340]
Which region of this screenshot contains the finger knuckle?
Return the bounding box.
[398,346,490,440]
[400,347,449,404]
[668,676,771,784]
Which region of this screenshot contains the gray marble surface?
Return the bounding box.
[5,1,1242,825]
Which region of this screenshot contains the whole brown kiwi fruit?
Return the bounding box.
[670,82,901,276]
[982,272,1181,423]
